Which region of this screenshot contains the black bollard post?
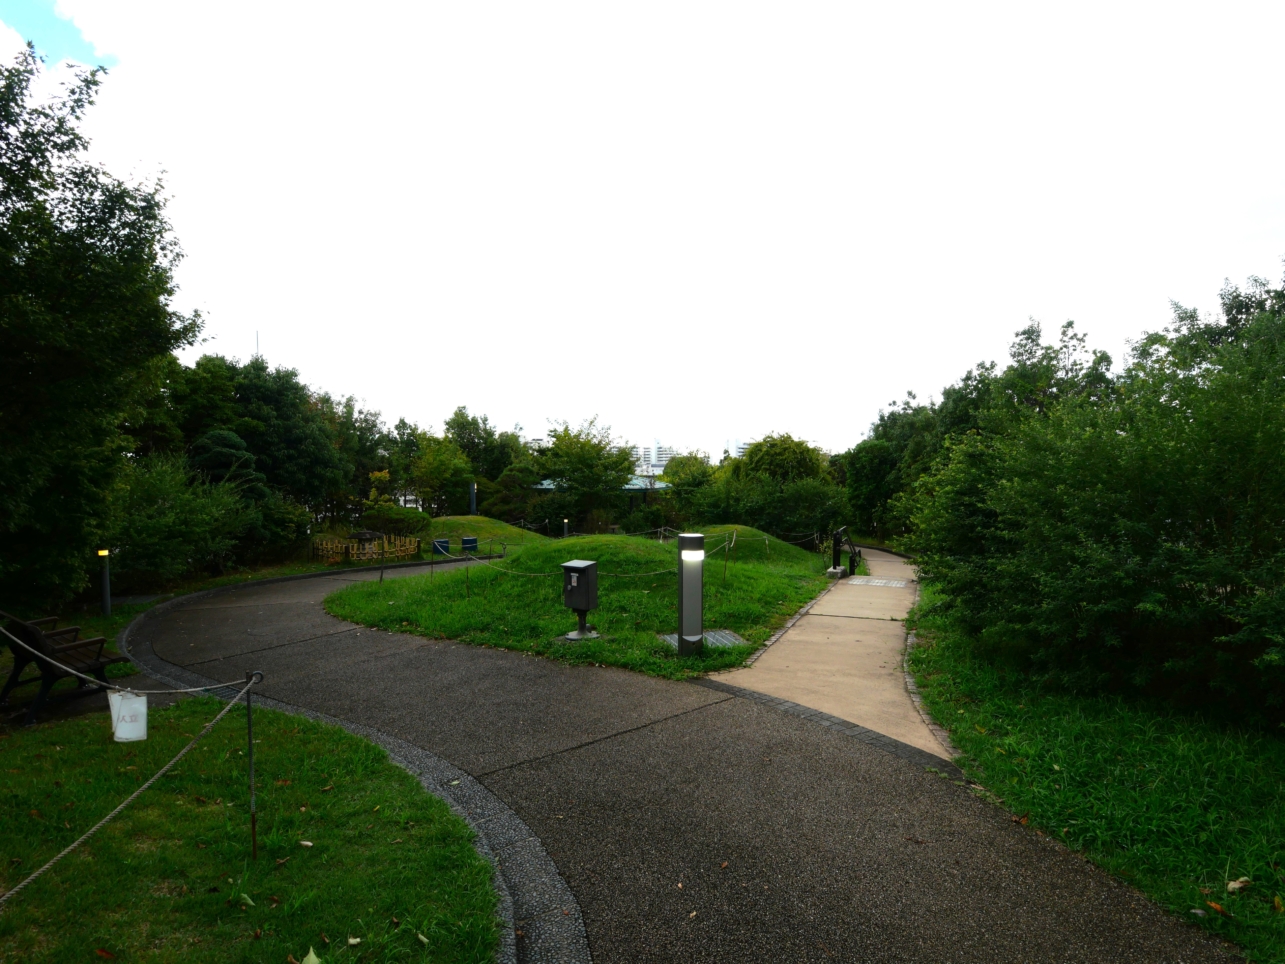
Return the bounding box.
[832,526,847,571]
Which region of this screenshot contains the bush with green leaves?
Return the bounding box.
[888,277,1285,718]
[107,456,253,588]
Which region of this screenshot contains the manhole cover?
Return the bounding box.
[847,577,908,588]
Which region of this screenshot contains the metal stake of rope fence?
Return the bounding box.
[245,669,263,860]
[0,676,259,910]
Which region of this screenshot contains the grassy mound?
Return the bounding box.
[0,699,498,963]
[909,588,1285,963]
[324,529,830,679]
[428,516,549,549]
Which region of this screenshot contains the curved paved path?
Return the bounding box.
[127,562,1236,964]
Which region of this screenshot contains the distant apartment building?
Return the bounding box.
[633,441,679,476]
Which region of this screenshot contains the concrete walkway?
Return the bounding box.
[717,548,949,759]
[118,562,1236,964]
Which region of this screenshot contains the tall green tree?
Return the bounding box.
[444,406,523,481]
[0,48,200,606]
[535,419,634,528]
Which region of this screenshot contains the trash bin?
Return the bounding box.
[462,536,478,554]
[432,538,449,555]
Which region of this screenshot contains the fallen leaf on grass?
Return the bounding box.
[417,933,429,945]
[1274,895,1283,913]
[275,779,291,786]
[287,956,300,964]
[275,857,289,867]
[302,950,321,964]
[1190,909,1207,917]
[299,841,312,848]
[392,838,403,844]
[391,916,400,928]
[348,936,361,946]
[321,933,329,944]
[372,805,380,813]
[197,843,206,850]
[974,725,986,735]
[240,893,255,907]
[94,950,115,959]
[1206,901,1231,916]
[720,862,728,869]
[1226,877,1252,893]
[1011,813,1029,826]
[1200,887,1211,895]
[320,785,333,792]
[253,928,262,940]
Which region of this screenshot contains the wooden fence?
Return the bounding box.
[312,535,421,564]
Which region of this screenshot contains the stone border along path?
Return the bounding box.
[117,557,1240,963]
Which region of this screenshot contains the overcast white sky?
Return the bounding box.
[6,2,1285,456]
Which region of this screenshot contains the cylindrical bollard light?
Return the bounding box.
[676,533,705,656]
[98,549,111,616]
[563,518,569,538]
[470,481,477,515]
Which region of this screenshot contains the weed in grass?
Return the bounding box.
[908,586,1285,963]
[325,528,833,679]
[0,698,498,963]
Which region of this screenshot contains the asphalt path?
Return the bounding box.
[126,563,1237,964]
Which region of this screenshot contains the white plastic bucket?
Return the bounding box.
[108,690,148,742]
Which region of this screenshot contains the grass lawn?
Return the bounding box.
[0,698,499,963]
[324,527,840,679]
[908,588,1285,963]
[426,516,549,549]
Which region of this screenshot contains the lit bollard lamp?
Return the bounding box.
[676,533,705,656]
[98,549,111,616]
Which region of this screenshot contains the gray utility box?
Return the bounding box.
[561,560,598,612]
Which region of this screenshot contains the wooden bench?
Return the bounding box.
[0,610,128,725]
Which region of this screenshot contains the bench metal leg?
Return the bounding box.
[0,657,27,707]
[24,676,56,726]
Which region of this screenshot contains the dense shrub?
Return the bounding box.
[884,279,1285,718]
[107,457,252,589]
[360,503,432,537]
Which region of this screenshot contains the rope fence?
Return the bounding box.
[0,677,258,910]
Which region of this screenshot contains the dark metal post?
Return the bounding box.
[245,670,263,860]
[380,534,386,583]
[832,526,847,570]
[99,550,111,616]
[563,519,569,538]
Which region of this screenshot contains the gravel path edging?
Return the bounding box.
[903,630,961,761]
[118,597,592,964]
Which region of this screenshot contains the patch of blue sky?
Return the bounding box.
[0,0,115,67]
